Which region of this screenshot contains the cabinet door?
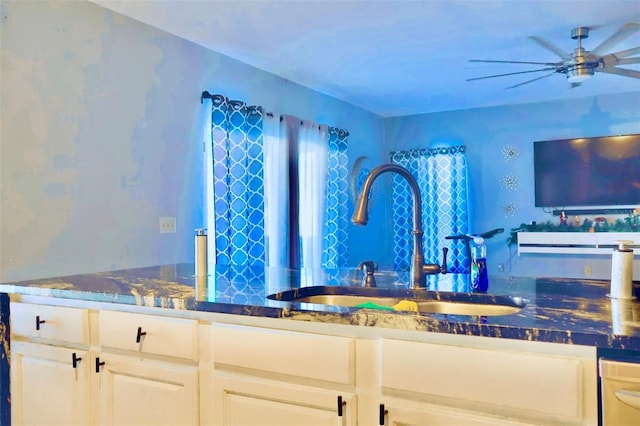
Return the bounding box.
[11,342,90,426]
[95,354,199,425]
[212,374,356,426]
[381,401,537,426]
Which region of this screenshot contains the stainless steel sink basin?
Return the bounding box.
[267,286,527,316]
[414,300,522,316]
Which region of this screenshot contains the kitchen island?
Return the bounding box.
[1,264,639,425]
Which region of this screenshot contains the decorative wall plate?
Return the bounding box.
[501,174,519,190]
[502,201,517,217]
[349,156,377,207]
[502,145,519,161]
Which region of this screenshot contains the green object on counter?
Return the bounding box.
[354,301,394,310]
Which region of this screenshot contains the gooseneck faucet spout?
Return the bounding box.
[352,163,447,289]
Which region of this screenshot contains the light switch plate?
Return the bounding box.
[159,217,176,233]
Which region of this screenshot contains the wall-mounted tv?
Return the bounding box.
[534,134,640,207]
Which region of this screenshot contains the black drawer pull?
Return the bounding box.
[379,403,388,425]
[95,357,105,373]
[35,315,46,331]
[337,395,346,417]
[136,326,146,343]
[72,353,82,369]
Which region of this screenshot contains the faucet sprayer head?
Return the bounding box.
[351,195,369,225]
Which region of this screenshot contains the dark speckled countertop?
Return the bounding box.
[1,263,639,351]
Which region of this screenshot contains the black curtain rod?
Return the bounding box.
[200,91,213,104]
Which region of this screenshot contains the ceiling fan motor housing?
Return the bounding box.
[565,27,598,82]
[571,27,590,40]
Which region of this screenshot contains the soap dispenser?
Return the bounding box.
[470,237,488,293]
[609,240,635,300]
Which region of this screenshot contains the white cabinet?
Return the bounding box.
[95,353,199,425]
[11,342,91,426]
[9,300,599,426]
[213,374,356,426]
[10,302,89,344]
[210,323,357,425]
[380,399,535,426]
[98,310,199,361]
[518,231,640,255]
[10,303,91,425]
[96,310,200,425]
[10,302,200,426]
[209,324,597,426]
[378,338,597,425]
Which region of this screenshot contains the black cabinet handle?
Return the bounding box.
[379,403,388,425]
[337,395,346,417]
[95,357,105,373]
[136,326,146,343]
[72,353,82,369]
[35,315,46,331]
[441,247,449,274]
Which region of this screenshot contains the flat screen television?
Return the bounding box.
[534,134,640,207]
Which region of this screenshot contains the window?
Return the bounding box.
[201,92,349,269]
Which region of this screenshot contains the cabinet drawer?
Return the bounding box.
[99,310,198,361]
[11,303,89,345]
[212,324,355,385]
[380,339,584,421]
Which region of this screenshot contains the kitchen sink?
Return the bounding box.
[267,286,527,316]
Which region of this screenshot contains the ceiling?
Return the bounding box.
[90,0,640,117]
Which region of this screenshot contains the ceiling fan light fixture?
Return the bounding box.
[566,66,594,83]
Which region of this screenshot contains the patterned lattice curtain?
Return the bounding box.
[202,92,349,269]
[323,127,349,269]
[209,94,265,266]
[391,146,469,291]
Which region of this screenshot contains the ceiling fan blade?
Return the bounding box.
[601,50,640,67]
[606,46,640,59]
[598,67,640,79]
[591,23,640,56]
[469,59,559,66]
[467,67,557,82]
[506,72,557,89]
[529,36,572,61]
[615,57,640,65]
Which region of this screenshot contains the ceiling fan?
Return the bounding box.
[467,22,640,88]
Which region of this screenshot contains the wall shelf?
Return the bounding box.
[517,232,640,255]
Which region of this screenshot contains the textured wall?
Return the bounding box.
[0,0,385,281]
[386,92,640,279]
[4,1,636,283]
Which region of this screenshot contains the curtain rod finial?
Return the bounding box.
[201,91,212,104]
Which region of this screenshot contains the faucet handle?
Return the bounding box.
[422,248,449,276]
[357,260,377,287]
[357,260,376,272]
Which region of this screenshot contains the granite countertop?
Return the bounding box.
[1,263,639,351]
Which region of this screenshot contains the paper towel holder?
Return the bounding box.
[607,240,635,300]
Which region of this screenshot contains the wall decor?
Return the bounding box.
[502,144,519,162]
[502,201,517,217]
[349,156,376,207]
[501,174,519,191]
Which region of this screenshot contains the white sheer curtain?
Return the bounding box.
[263,113,289,268]
[298,120,329,270]
[262,115,329,271]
